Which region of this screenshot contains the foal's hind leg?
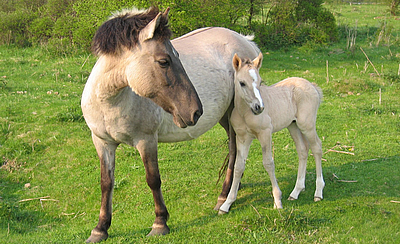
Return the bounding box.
[303,128,324,201]
[287,123,309,200]
[86,134,118,243]
[296,121,325,202]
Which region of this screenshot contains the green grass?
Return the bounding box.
[1,3,400,243]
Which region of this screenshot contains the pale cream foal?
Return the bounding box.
[219,53,324,214]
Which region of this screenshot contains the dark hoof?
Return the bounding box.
[214,202,222,211]
[314,197,323,202]
[288,196,297,201]
[213,198,226,211]
[86,229,108,243]
[147,225,170,237]
[218,209,228,215]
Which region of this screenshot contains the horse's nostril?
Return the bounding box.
[193,109,202,124]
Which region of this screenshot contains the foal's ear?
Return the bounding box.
[139,12,162,42]
[232,53,242,72]
[252,52,263,70]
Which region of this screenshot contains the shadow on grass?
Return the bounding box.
[219,155,400,211]
[72,156,400,241]
[0,177,59,235]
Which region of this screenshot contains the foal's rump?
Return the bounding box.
[272,77,323,105]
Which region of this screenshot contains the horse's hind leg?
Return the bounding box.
[136,138,170,236]
[214,103,237,210]
[86,134,118,243]
[287,123,309,200]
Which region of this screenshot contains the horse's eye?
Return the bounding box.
[157,59,170,68]
[239,82,246,87]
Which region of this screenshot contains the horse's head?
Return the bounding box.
[92,7,203,128]
[232,52,264,115]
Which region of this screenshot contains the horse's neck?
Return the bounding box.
[92,56,129,101]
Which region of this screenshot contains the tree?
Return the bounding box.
[389,0,400,15]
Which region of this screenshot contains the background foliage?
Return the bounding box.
[0,0,343,51]
[1,0,398,51]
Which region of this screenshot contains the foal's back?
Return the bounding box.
[260,77,322,133]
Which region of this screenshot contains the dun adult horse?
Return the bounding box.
[81,7,259,242]
[218,53,324,214]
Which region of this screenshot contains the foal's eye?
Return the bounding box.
[157,59,170,68]
[239,82,246,87]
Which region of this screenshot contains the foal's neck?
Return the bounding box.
[233,85,251,115]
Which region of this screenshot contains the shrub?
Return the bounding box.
[253,0,338,50]
[0,9,35,46]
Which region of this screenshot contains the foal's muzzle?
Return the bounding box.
[251,104,264,115]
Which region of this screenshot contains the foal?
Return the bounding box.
[219,53,324,213]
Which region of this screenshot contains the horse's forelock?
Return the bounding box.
[92,6,171,56]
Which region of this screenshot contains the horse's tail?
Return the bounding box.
[240,33,261,54]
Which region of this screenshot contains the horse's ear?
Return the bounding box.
[252,52,263,69]
[163,7,170,18]
[232,53,241,72]
[139,12,162,42]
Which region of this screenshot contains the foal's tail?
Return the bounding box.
[312,83,323,105]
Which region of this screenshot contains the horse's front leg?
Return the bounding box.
[86,134,118,243]
[258,130,283,209]
[136,138,170,236]
[218,134,252,214]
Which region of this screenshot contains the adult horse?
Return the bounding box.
[81,6,259,243]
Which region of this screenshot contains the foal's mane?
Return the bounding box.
[240,58,256,69]
[92,6,171,56]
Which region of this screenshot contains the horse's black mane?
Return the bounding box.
[92,6,171,56]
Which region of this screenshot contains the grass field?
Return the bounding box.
[1,3,399,243]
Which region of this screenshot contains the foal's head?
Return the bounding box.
[92,7,202,128]
[232,52,264,115]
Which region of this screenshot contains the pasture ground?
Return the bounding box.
[1,3,399,243]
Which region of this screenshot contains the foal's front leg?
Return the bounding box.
[214,105,237,210]
[86,134,118,243]
[218,134,252,214]
[258,130,283,209]
[136,138,170,236]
